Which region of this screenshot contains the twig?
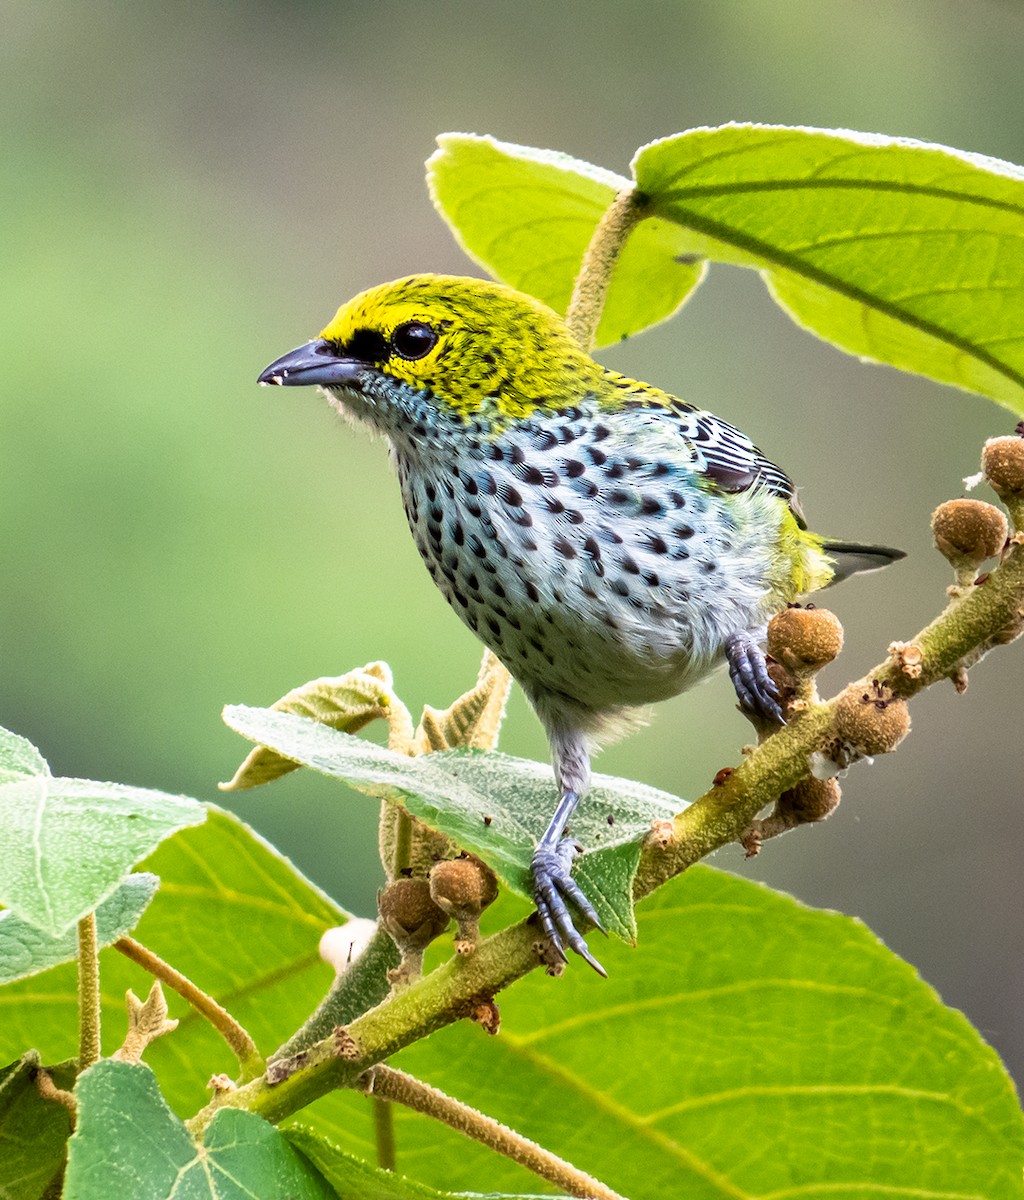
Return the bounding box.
[363,1064,624,1200]
[114,936,263,1078]
[373,1095,396,1171]
[77,913,101,1070]
[36,1067,77,1127]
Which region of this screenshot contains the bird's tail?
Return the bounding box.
[822,540,906,586]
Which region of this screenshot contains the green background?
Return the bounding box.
[3,0,1022,1089]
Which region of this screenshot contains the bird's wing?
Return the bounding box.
[662,399,803,523]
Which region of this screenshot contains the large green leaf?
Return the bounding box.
[223,706,685,941]
[427,133,705,348]
[0,809,351,1116]
[431,126,1024,413]
[0,724,205,936]
[0,1053,76,1200]
[305,869,1024,1199]
[64,1060,335,1200]
[634,124,1024,413]
[0,873,158,985]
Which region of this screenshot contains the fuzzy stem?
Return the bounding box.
[77,914,101,1070]
[564,187,647,351]
[373,1095,397,1171]
[115,936,263,1079]
[365,1065,624,1200]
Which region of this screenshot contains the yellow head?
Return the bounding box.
[259,274,602,425]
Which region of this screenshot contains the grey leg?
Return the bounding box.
[531,725,607,975]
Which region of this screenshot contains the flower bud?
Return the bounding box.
[429,855,499,954]
[931,499,1007,569]
[378,878,450,983]
[778,776,841,823]
[982,434,1024,512]
[832,684,910,757]
[767,606,844,676]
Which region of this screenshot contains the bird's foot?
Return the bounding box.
[531,838,607,976]
[726,630,785,725]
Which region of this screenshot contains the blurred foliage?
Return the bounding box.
[3,0,1023,1083]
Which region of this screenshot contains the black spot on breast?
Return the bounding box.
[674,524,695,538]
[592,424,610,441]
[640,496,663,515]
[486,616,503,640]
[554,537,576,559]
[611,578,630,597]
[669,492,686,508]
[514,510,534,527]
[464,476,479,496]
[425,482,437,503]
[452,522,464,546]
[501,484,523,507]
[646,534,668,555]
[622,555,640,574]
[702,560,717,573]
[544,496,565,514]
[519,464,545,485]
[605,462,626,480]
[565,509,584,525]
[577,479,599,499]
[586,447,607,466]
[524,580,540,602]
[642,571,660,587]
[563,459,585,478]
[608,489,630,506]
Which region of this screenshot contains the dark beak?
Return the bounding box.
[257,340,365,388]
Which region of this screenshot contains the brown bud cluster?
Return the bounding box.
[931,499,1007,570]
[429,855,499,954]
[767,606,844,676]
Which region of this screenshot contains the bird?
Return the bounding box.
[258,273,903,975]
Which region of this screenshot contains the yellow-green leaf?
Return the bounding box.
[427,133,705,348]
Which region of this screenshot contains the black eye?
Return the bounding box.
[392,321,437,360]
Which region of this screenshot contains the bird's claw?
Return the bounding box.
[531,839,607,976]
[726,630,785,725]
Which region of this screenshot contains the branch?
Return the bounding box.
[363,1064,625,1200]
[634,530,1024,897]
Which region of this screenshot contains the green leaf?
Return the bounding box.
[64,1059,335,1199]
[287,1125,560,1199]
[0,1053,75,1200]
[634,124,1024,412]
[0,723,205,936]
[307,868,1024,1198]
[0,872,158,985]
[0,810,351,1117]
[223,706,684,941]
[428,133,705,348]
[220,662,395,791]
